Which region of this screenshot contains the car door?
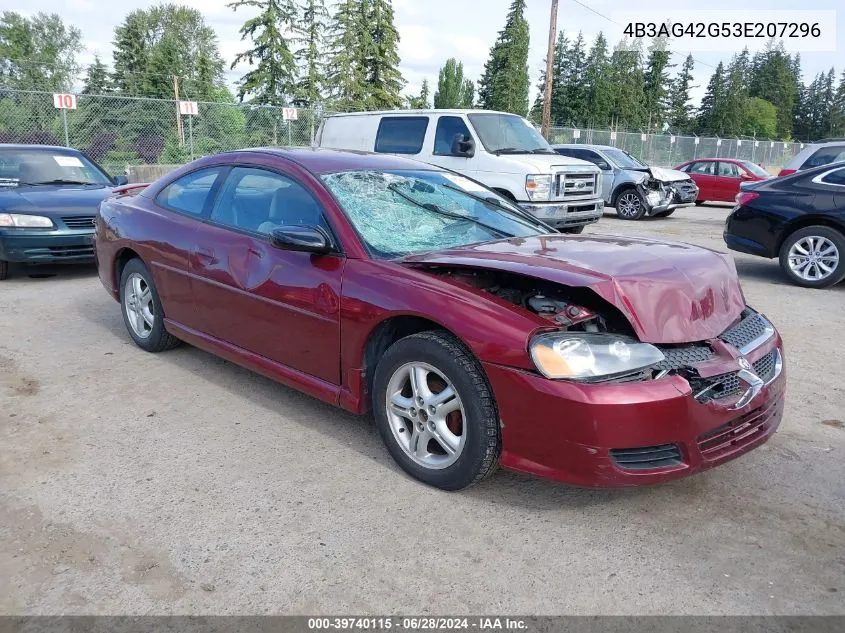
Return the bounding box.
[190,163,344,384]
[148,166,227,329]
[430,115,477,178]
[715,161,742,201]
[687,161,716,200]
[582,150,615,202]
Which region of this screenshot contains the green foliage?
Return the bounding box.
[325,0,368,111]
[697,61,727,135]
[229,0,297,106]
[666,54,695,133]
[434,58,473,109]
[742,97,778,137]
[0,11,81,92]
[292,0,329,108]
[582,32,611,127]
[642,34,673,129]
[608,40,645,129]
[112,4,225,99]
[477,0,529,115]
[407,79,430,109]
[82,56,110,95]
[363,0,405,109]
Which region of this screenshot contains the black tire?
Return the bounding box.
[0,260,8,281]
[372,331,501,491]
[614,188,647,220]
[778,226,845,289]
[694,200,705,206]
[559,225,585,234]
[119,258,182,352]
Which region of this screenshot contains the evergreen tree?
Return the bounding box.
[642,34,673,130]
[831,70,845,137]
[111,12,148,95]
[722,49,751,135]
[608,39,645,129]
[563,32,588,126]
[478,0,530,115]
[697,61,728,135]
[82,55,110,94]
[325,0,368,110]
[434,58,474,109]
[550,31,569,123]
[748,40,799,138]
[666,54,695,132]
[292,0,329,108]
[229,0,298,106]
[583,32,611,127]
[820,68,836,137]
[364,0,405,109]
[407,78,430,109]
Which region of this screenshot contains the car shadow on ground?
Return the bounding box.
[3,262,97,283]
[73,286,719,510]
[734,258,845,292]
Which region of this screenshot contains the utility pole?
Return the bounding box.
[540,0,559,139]
[173,75,184,146]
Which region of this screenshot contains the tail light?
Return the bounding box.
[735,191,760,206]
[778,168,796,176]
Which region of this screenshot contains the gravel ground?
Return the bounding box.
[1,203,843,615]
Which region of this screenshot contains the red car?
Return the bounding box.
[95,149,785,490]
[676,158,771,204]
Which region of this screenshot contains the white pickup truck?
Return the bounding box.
[315,109,604,233]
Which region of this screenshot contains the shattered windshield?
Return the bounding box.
[466,113,554,154]
[320,169,547,258]
[604,149,647,170]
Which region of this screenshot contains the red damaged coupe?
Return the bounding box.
[95,149,785,490]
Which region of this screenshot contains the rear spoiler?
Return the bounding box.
[111,182,150,196]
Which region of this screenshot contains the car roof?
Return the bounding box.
[240,147,442,174]
[325,109,516,117]
[0,144,81,152]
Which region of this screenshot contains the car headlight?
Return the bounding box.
[0,213,55,228]
[529,332,665,380]
[525,174,553,201]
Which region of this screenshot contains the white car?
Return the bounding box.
[315,109,604,233]
[779,138,845,175]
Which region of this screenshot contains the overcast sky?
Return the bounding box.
[10,0,844,107]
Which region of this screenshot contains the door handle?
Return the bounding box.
[195,247,217,264]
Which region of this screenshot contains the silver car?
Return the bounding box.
[552,144,699,220]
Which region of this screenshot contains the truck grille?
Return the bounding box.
[555,172,598,200]
[61,215,96,229]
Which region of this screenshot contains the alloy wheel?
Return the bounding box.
[384,361,466,469]
[787,236,840,282]
[617,192,642,218]
[123,272,155,338]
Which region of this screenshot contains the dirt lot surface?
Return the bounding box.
[1,204,844,615]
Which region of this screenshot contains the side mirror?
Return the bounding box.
[270,225,333,254]
[113,174,129,186]
[450,134,475,157]
[596,160,611,171]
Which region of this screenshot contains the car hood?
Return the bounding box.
[403,234,746,344]
[486,152,600,174]
[646,166,691,182]
[0,184,115,215]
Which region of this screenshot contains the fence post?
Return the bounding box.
[61,108,69,147]
[188,114,194,161]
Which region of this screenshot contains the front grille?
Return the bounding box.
[61,215,96,229]
[688,350,779,403]
[610,444,683,470]
[719,310,770,351]
[697,399,781,459]
[555,172,598,200]
[654,344,716,372]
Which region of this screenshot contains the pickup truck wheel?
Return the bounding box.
[615,190,646,220]
[0,259,8,280]
[119,258,182,352]
[372,331,501,491]
[778,226,845,288]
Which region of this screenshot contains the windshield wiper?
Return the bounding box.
[438,183,550,230]
[387,183,511,238]
[20,179,98,186]
[531,148,557,154]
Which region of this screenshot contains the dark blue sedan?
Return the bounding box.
[0,144,128,280]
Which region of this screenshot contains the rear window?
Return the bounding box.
[374,117,429,154]
[802,145,845,169]
[820,168,845,186]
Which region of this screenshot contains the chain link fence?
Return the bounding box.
[0,89,332,176]
[546,126,804,172]
[0,89,806,176]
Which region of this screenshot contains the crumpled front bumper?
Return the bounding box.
[642,181,699,214]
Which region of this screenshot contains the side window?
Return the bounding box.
[718,162,740,177]
[374,117,429,154]
[581,151,607,168]
[210,167,326,235]
[553,148,578,159]
[820,168,845,186]
[156,167,222,216]
[433,116,472,155]
[688,162,707,174]
[803,146,845,169]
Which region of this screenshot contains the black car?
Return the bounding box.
[0,144,128,280]
[724,160,845,288]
